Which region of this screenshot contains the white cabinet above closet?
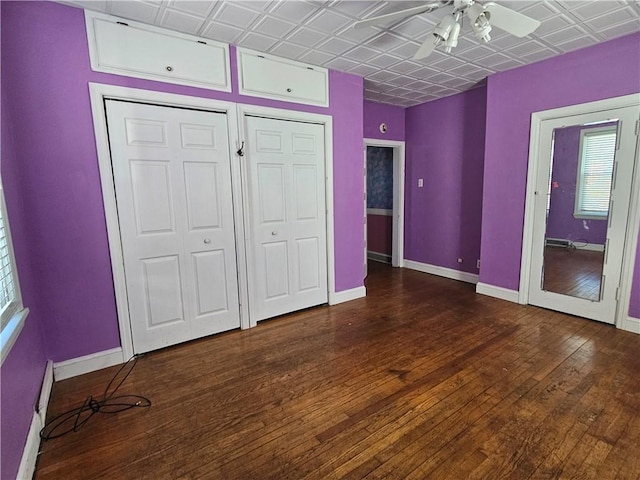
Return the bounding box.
[85,11,231,92]
[237,48,329,108]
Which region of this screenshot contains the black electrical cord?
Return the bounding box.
[40,354,151,440]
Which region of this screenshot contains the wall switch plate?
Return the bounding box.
[418,178,423,187]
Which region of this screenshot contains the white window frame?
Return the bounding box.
[0,183,29,364]
[573,125,617,220]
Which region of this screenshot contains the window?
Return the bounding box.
[0,183,27,364]
[574,126,617,219]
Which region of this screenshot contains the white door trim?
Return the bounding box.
[89,83,245,359]
[520,92,640,329]
[363,138,406,268]
[235,103,334,323]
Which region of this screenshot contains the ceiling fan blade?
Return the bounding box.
[354,3,441,30]
[484,2,541,37]
[413,35,438,60]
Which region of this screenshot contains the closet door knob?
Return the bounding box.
[166,66,173,72]
[286,88,292,93]
[203,238,211,244]
[272,231,278,236]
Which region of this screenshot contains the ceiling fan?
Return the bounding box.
[354,0,541,60]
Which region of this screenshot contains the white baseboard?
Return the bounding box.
[367,250,391,263]
[53,347,124,381]
[38,361,54,425]
[17,361,54,480]
[329,286,366,305]
[476,282,520,303]
[621,315,640,334]
[403,259,479,284]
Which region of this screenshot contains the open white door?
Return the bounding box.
[106,100,240,353]
[527,104,639,323]
[243,115,328,321]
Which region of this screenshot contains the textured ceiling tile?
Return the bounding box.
[324,56,360,71]
[110,1,160,23]
[268,42,309,60]
[534,15,573,36]
[599,18,640,40]
[236,31,279,52]
[316,37,358,55]
[166,0,215,17]
[159,9,204,35]
[554,35,599,53]
[367,53,403,68]
[297,49,335,66]
[348,63,380,76]
[583,7,638,31]
[387,60,423,74]
[201,21,243,43]
[269,1,319,22]
[214,3,261,29]
[366,32,409,51]
[388,41,422,59]
[305,9,353,33]
[286,26,327,47]
[251,16,298,38]
[343,45,381,62]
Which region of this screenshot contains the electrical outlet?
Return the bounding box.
[418,178,423,187]
[457,257,463,264]
[476,259,481,269]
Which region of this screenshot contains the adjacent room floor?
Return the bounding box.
[35,262,640,479]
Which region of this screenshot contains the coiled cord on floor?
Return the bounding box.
[40,354,151,440]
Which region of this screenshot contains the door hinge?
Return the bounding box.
[635,118,640,136]
[616,120,622,150]
[615,287,621,301]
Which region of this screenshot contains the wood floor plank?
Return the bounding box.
[34,262,640,480]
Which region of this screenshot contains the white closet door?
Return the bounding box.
[244,116,328,321]
[106,100,240,353]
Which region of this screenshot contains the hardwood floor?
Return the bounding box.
[35,262,640,479]
[542,246,605,301]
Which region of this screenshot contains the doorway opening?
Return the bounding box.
[363,138,405,279]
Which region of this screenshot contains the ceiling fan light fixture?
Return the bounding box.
[444,22,461,52]
[472,21,492,42]
[433,14,456,42]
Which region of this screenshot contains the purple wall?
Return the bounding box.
[363,100,405,141]
[1,82,48,479]
[367,215,392,256]
[2,0,364,363]
[546,124,608,245]
[480,32,640,318]
[404,86,486,274]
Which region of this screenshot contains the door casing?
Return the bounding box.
[90,83,336,357]
[520,93,640,331]
[363,138,406,269]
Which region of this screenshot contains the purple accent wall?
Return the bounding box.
[480,32,640,317]
[545,124,608,245]
[404,86,486,274]
[1,80,48,480]
[363,100,405,141]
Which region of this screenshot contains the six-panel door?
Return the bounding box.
[244,116,328,321]
[106,100,241,353]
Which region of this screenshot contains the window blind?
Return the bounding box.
[575,129,616,217]
[0,195,19,328]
